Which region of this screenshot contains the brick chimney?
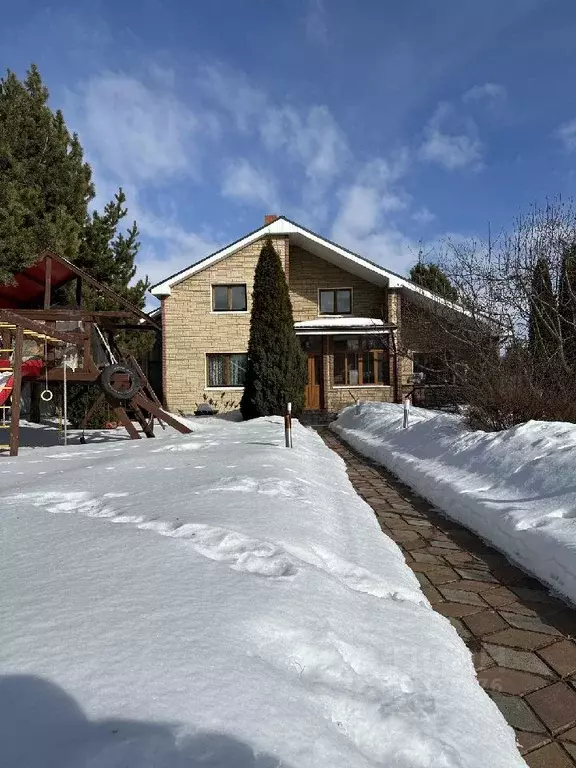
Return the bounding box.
[264,214,279,225]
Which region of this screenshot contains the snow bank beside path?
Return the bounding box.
[333,402,576,607]
[0,417,524,767]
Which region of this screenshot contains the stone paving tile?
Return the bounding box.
[484,644,557,678]
[482,586,519,608]
[462,610,510,637]
[515,730,551,755]
[526,742,576,767]
[410,551,444,564]
[438,586,487,607]
[500,610,563,637]
[489,691,548,732]
[478,666,550,695]
[538,641,576,678]
[436,601,485,619]
[455,567,499,583]
[560,726,576,744]
[526,682,576,733]
[318,429,576,766]
[483,628,560,651]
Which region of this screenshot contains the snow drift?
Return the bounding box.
[0,417,524,767]
[333,402,576,607]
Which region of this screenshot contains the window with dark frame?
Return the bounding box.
[333,336,390,386]
[212,284,247,312]
[319,288,352,315]
[206,353,248,387]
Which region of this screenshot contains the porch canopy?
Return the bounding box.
[294,317,393,335]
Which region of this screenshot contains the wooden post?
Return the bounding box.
[44,256,52,309]
[9,327,23,456]
[75,277,82,307]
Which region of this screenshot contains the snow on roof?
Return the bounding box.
[149,216,448,308]
[295,317,386,328]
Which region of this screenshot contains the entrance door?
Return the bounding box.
[305,354,323,410]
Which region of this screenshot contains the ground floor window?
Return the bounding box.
[333,336,390,386]
[206,353,248,387]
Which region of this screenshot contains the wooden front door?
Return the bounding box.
[305,353,323,410]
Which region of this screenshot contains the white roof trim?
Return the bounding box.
[149,216,454,310]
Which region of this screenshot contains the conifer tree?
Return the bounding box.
[409,261,458,301]
[240,238,306,419]
[0,65,93,281]
[528,256,557,365]
[558,242,576,370]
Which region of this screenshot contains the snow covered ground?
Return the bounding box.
[0,416,524,767]
[333,402,576,608]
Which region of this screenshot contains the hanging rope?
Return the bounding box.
[40,337,53,403]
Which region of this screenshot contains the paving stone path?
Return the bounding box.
[318,428,576,768]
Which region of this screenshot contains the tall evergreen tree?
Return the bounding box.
[558,242,576,370]
[528,256,557,364]
[0,65,152,425]
[409,261,458,301]
[0,65,93,281]
[240,238,306,420]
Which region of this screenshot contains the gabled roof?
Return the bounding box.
[149,216,445,307]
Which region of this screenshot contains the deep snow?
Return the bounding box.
[333,402,576,607]
[0,416,525,767]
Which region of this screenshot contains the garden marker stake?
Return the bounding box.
[403,395,411,429]
[285,402,293,448]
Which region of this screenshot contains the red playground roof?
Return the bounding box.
[0,253,76,309]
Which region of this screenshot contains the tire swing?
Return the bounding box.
[99,363,141,401]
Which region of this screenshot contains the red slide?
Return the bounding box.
[0,359,45,405]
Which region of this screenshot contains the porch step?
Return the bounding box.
[299,410,338,426]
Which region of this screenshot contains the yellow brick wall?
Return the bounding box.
[289,246,386,321]
[162,238,399,413]
[163,235,288,413]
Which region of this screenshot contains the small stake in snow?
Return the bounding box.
[403,395,411,429]
[285,402,293,448]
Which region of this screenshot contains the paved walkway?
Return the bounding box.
[318,428,576,768]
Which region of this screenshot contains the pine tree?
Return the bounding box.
[409,261,458,301]
[0,65,93,282]
[0,65,151,425]
[240,238,306,419]
[528,256,557,365]
[558,242,576,370]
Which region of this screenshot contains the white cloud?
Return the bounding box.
[221,159,279,208]
[304,0,328,45]
[261,104,349,182]
[419,103,483,171]
[463,82,507,103]
[412,207,436,225]
[330,153,418,274]
[68,71,210,184]
[556,118,576,151]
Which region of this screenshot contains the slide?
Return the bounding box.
[0,359,45,406]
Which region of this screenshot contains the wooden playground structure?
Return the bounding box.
[0,250,191,456]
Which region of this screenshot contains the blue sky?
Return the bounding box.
[2,1,576,292]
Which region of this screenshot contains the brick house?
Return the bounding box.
[150,215,451,415]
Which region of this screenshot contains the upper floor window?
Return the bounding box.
[319,288,352,315]
[212,284,247,312]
